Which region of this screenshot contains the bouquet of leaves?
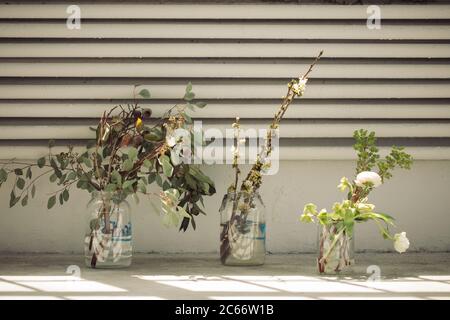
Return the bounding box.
[300,129,413,273]
[219,52,323,264]
[0,83,215,233]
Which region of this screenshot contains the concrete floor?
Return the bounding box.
[0,253,449,300]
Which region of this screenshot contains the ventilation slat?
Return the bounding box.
[1,43,449,59]
[0,102,449,119]
[1,61,449,79]
[1,4,449,20]
[0,82,448,99]
[1,22,449,40]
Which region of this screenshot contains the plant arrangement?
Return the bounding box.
[219,51,323,265]
[300,129,413,273]
[0,83,216,267]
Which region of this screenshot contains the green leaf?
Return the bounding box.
[138,183,147,194]
[143,159,153,169]
[26,167,32,179]
[16,177,25,190]
[49,173,57,183]
[9,191,19,208]
[187,103,195,111]
[47,195,56,209]
[185,82,192,93]
[162,181,171,190]
[123,159,134,172]
[67,171,77,181]
[82,157,92,168]
[122,180,135,191]
[127,147,139,162]
[59,193,64,205]
[160,155,173,177]
[48,139,55,148]
[105,183,117,192]
[14,168,23,176]
[170,149,182,166]
[183,113,192,124]
[138,89,151,98]
[155,174,163,187]
[148,172,157,185]
[185,174,197,190]
[0,168,7,182]
[50,158,61,178]
[111,170,122,186]
[195,101,207,108]
[37,157,46,168]
[21,195,28,207]
[63,189,69,202]
[144,128,163,142]
[188,166,213,185]
[184,92,195,101]
[31,184,36,198]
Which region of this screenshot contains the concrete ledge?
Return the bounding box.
[0,253,449,300]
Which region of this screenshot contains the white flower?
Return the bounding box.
[239,138,246,145]
[355,171,382,188]
[166,135,176,147]
[299,77,308,86]
[291,77,308,96]
[394,232,410,253]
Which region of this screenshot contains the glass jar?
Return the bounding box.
[84,192,132,268]
[219,192,266,266]
[317,223,354,274]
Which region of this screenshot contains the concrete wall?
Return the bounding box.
[1,160,449,253]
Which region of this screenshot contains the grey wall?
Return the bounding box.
[1,160,449,253]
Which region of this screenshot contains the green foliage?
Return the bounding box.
[138,89,151,98]
[353,129,413,182]
[160,155,173,177]
[300,129,413,250]
[37,157,46,168]
[377,146,413,181]
[0,82,215,232]
[353,129,379,173]
[47,195,56,209]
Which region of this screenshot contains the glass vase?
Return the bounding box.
[84,192,132,268]
[317,223,354,274]
[219,192,266,266]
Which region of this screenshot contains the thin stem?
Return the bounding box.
[18,169,53,198]
[319,227,345,264]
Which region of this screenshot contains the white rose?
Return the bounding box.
[355,171,382,188]
[394,232,410,253]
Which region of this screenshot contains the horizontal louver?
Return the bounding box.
[0,3,449,159]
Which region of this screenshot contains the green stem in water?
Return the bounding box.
[319,227,345,264]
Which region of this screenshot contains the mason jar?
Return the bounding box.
[219,192,266,266]
[84,192,132,268]
[317,223,354,274]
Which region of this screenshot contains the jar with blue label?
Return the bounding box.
[219,191,266,266]
[84,191,132,268]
